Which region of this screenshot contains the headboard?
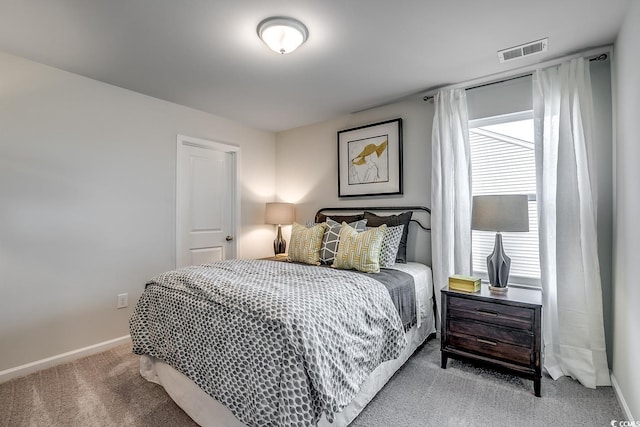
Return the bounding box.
[314,206,432,265]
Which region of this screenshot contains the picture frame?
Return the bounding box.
[337,118,403,197]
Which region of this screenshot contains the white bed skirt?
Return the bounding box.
[140,307,435,427]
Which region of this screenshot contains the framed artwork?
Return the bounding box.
[337,118,403,197]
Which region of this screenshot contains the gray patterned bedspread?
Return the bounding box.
[130,259,407,427]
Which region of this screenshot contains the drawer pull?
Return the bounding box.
[477,338,497,346]
[477,309,499,317]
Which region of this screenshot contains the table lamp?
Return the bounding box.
[265,202,295,256]
[472,195,529,292]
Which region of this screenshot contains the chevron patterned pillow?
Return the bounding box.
[332,223,387,273]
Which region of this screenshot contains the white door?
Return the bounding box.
[176,135,239,267]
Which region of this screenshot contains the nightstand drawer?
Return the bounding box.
[449,332,532,366]
[449,298,534,330]
[448,318,532,347]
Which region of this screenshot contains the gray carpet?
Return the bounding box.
[0,339,624,426]
[0,344,197,427]
[352,340,623,426]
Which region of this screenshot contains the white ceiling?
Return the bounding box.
[0,0,630,132]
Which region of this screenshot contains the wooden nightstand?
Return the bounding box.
[259,254,290,262]
[441,285,542,396]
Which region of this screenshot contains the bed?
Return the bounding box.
[130,207,435,427]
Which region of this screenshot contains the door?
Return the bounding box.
[176,135,239,267]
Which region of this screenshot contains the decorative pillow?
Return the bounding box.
[320,218,367,265]
[367,224,404,268]
[364,211,413,263]
[315,213,365,224]
[288,222,327,265]
[333,223,387,273]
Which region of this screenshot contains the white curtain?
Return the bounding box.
[533,58,610,387]
[431,89,472,323]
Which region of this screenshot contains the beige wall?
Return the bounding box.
[275,98,434,265]
[612,0,640,420]
[0,52,276,371]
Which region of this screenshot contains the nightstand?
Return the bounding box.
[441,285,542,397]
[259,254,290,262]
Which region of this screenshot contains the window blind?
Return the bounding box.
[469,117,541,284]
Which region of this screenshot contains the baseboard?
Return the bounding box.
[0,335,131,384]
[611,372,636,421]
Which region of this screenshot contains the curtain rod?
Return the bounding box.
[422,48,610,102]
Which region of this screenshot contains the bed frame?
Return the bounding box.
[315,205,432,269]
[314,205,431,231]
[316,205,438,329]
[139,206,436,427]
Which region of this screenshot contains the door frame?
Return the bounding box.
[176,134,241,268]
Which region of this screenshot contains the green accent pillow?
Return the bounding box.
[332,223,387,273]
[364,211,413,263]
[288,222,327,265]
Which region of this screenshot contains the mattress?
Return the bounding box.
[138,262,435,427]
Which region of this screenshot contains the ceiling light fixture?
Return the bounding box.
[257,16,308,55]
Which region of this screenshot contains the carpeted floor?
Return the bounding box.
[0,344,197,427]
[352,340,624,426]
[0,339,624,427]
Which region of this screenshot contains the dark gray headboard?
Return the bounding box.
[314,206,432,265]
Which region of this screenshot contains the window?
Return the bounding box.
[469,111,540,286]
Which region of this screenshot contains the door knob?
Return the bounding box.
[225,235,234,242]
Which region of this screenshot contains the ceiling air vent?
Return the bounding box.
[498,38,548,63]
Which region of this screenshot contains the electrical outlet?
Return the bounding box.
[117,293,128,309]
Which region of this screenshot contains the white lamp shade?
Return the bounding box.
[265,202,295,225]
[472,195,529,232]
[257,17,308,54]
